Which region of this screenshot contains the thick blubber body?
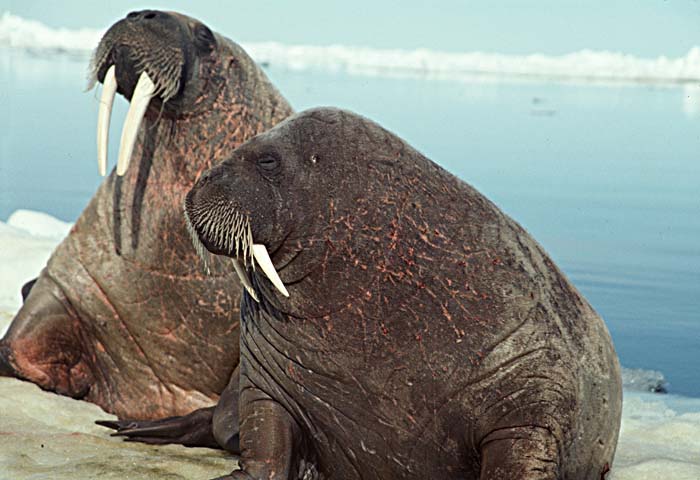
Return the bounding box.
[188,108,622,479]
[0,11,293,419]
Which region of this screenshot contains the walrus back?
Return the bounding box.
[354,128,623,477]
[434,165,623,478]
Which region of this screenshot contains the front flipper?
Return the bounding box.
[479,425,560,479]
[97,364,241,452]
[216,369,300,480]
[97,406,219,449]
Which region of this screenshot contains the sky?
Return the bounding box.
[2,0,699,57]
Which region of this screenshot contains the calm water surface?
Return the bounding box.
[2,50,699,396]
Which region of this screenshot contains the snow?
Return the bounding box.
[613,394,700,479]
[0,211,72,328]
[0,379,234,480]
[0,209,699,478]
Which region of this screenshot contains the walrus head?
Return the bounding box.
[184,108,416,312]
[183,112,320,303]
[89,10,220,176]
[183,169,290,303]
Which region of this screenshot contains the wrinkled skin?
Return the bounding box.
[185,108,622,479]
[0,10,293,420]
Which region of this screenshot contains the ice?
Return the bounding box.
[1,209,699,478]
[621,367,668,393]
[0,211,71,328]
[246,43,700,86]
[0,379,235,480]
[611,393,700,479]
[6,209,72,240]
[0,11,102,55]
[2,12,699,85]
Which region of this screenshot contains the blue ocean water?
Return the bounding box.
[1,49,699,396]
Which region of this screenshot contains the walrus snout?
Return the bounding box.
[184,182,253,262]
[184,174,291,300]
[90,11,188,99]
[126,10,164,21]
[89,11,218,177]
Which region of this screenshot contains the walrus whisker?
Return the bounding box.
[234,216,242,259]
[247,222,255,267]
[185,195,287,298]
[97,64,118,177]
[183,199,210,273]
[231,258,259,302]
[117,71,156,176]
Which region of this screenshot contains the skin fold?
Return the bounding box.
[0,10,293,421]
[183,108,622,479]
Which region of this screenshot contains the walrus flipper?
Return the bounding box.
[98,365,241,452]
[0,343,14,377]
[479,426,560,479]
[20,278,37,301]
[96,407,220,449]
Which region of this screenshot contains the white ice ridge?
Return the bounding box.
[0,12,103,55]
[2,12,700,85]
[0,210,72,322]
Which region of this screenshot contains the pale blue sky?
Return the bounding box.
[2,0,699,57]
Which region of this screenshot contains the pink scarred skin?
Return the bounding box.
[0,10,292,421]
[185,108,622,479]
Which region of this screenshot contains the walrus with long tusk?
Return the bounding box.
[0,9,292,440]
[179,107,622,479]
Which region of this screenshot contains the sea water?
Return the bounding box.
[1,13,700,479]
[2,47,699,396]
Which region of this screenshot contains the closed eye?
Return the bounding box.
[192,23,216,53]
[257,155,279,172]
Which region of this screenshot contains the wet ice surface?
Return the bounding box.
[1,211,699,479]
[620,367,668,394]
[0,211,239,479]
[0,378,235,480]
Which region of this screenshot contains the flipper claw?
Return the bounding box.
[95,407,219,449]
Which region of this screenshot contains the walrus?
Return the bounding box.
[178,107,622,479]
[0,9,292,433]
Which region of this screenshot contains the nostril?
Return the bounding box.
[198,171,213,186]
[198,168,225,186]
[126,11,158,20]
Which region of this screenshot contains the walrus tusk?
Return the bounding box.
[117,71,156,176]
[252,244,289,297]
[97,65,117,176]
[231,258,259,302]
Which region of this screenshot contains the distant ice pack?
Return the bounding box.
[1,12,699,86]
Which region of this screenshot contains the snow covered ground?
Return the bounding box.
[0,210,699,479]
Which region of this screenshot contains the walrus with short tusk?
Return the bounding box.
[181,107,622,479]
[0,10,293,436]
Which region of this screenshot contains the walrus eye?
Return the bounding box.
[257,155,280,173]
[193,24,217,53]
